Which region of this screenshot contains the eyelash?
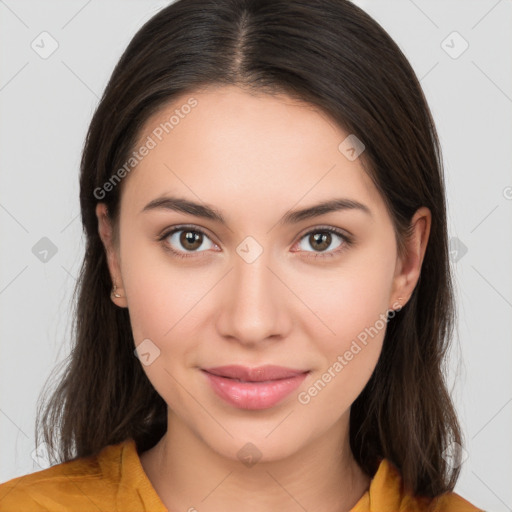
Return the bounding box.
[157,224,353,261]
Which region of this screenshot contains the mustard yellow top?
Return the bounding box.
[0,439,483,511]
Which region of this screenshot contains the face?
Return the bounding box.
[97,85,429,463]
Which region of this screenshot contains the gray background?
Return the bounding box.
[1,1,511,510]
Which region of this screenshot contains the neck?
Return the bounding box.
[140,410,371,512]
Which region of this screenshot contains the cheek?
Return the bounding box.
[303,244,395,350]
[119,240,212,410]
[119,242,200,411]
[295,242,395,407]
[120,236,199,343]
[297,278,389,422]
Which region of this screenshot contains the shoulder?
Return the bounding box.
[359,458,485,512]
[0,440,132,511]
[427,492,486,512]
[400,489,485,512]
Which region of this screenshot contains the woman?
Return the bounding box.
[0,0,484,510]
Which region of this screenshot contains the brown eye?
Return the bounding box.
[292,226,354,260]
[179,230,203,250]
[162,227,216,255]
[297,229,345,254]
[308,232,332,251]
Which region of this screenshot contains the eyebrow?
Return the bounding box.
[141,195,372,225]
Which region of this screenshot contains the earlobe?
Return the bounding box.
[110,282,127,308]
[95,203,128,308]
[111,283,123,299]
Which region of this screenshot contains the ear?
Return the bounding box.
[96,203,128,308]
[390,206,431,310]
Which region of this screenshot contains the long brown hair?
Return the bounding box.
[36,0,462,498]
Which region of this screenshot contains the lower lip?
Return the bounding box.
[202,370,309,410]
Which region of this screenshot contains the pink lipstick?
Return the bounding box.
[202,365,309,410]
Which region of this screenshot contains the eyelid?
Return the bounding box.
[295,224,353,243]
[158,223,353,258]
[158,224,218,244]
[291,225,353,258]
[157,224,220,257]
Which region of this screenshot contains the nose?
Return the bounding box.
[215,247,292,347]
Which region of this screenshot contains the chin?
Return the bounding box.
[195,419,316,466]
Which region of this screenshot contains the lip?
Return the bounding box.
[203,364,308,381]
[201,365,310,410]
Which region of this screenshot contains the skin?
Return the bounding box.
[96,84,431,512]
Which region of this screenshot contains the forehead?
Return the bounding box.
[121,85,386,222]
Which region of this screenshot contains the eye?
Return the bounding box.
[158,224,353,260]
[293,226,353,259]
[159,225,217,259]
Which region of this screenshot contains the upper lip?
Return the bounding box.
[202,365,309,382]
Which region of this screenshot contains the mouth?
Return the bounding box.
[201,365,310,410]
